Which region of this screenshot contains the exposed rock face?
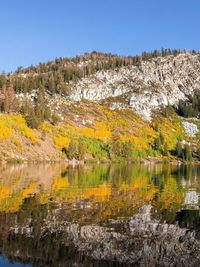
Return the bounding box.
[1,204,200,266]
[69,53,200,120]
[184,190,199,205]
[182,121,199,137]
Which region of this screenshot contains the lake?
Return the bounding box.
[0,163,200,266]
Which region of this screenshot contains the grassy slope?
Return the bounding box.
[0,100,198,162]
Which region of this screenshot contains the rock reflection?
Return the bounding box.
[0,163,199,266]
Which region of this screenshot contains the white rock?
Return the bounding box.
[69,53,200,120]
[184,190,199,205]
[182,121,199,137]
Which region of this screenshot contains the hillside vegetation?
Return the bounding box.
[0,100,198,162]
[0,50,200,162]
[0,49,184,95]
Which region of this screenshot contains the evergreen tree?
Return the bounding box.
[175,141,183,158]
[162,143,168,156]
[35,84,50,123]
[122,141,133,160]
[21,86,50,128]
[110,135,122,158]
[184,144,192,161]
[0,84,18,113]
[0,84,7,112]
[21,99,39,128]
[77,138,87,160]
[67,140,78,160]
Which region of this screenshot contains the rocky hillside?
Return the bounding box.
[7,50,200,121]
[0,50,200,162]
[69,52,200,120]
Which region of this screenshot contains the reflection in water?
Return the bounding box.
[0,163,200,266]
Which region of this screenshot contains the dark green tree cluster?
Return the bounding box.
[64,139,86,160]
[63,137,109,161]
[153,134,168,156]
[110,136,134,160]
[175,141,193,161]
[20,85,51,128]
[177,90,200,118]
[62,135,136,161]
[141,48,182,61]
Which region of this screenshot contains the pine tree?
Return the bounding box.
[67,140,78,160]
[184,144,192,161]
[162,143,168,156]
[21,99,38,128]
[175,141,183,158]
[48,74,56,94]
[122,141,133,160]
[7,84,16,113]
[0,84,7,112]
[78,138,87,160]
[0,84,17,113]
[35,84,50,124]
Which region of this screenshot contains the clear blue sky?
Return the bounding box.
[0,0,200,72]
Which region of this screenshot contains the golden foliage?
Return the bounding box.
[0,114,37,142]
[54,135,70,148]
[0,124,13,140]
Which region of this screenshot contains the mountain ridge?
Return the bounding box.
[3,49,199,121]
[69,52,200,120]
[0,49,200,162]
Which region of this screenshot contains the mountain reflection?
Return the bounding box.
[0,163,200,266]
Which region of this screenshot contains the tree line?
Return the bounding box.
[0,82,52,128]
[1,49,196,97]
[177,90,200,118]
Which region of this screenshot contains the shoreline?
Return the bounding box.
[0,156,199,165]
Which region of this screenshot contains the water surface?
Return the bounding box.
[0,163,200,266]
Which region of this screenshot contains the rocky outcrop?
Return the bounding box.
[182,121,199,137]
[184,190,199,205]
[1,204,200,266]
[69,53,200,120]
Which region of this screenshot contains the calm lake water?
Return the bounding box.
[0,163,200,266]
